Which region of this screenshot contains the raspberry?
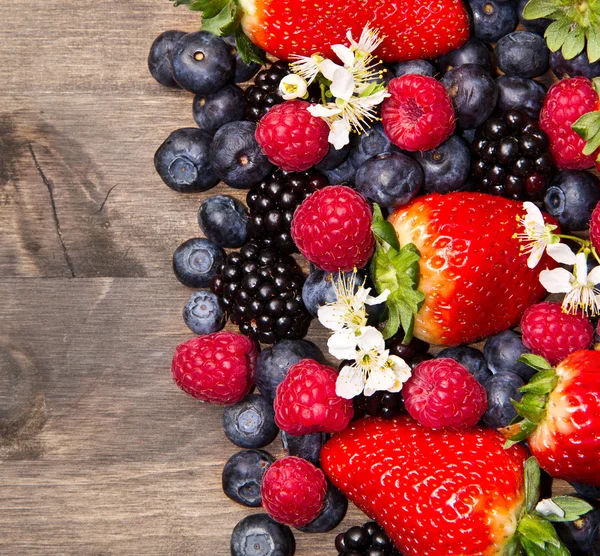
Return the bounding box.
[255,100,329,172]
[539,77,600,170]
[261,456,327,527]
[403,358,488,431]
[382,75,455,152]
[590,202,600,251]
[274,359,354,435]
[521,302,594,366]
[171,331,258,404]
[291,186,375,272]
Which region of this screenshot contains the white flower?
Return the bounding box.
[385,355,413,393]
[328,118,351,150]
[513,202,559,268]
[539,251,600,316]
[346,24,384,56]
[289,53,324,84]
[279,74,308,100]
[536,499,565,519]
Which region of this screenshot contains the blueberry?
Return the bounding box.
[173,237,225,288]
[570,482,600,499]
[198,195,248,248]
[468,0,518,44]
[544,171,600,232]
[411,135,471,194]
[147,30,186,87]
[437,38,492,74]
[223,35,263,83]
[193,85,247,135]
[390,59,436,78]
[496,75,547,118]
[355,152,423,208]
[482,372,524,428]
[441,64,499,129]
[171,31,234,94]
[298,482,348,533]
[231,513,295,556]
[437,345,492,384]
[223,449,275,507]
[551,49,600,79]
[210,121,272,189]
[555,506,600,555]
[302,270,357,317]
[183,290,225,334]
[223,394,279,449]
[484,330,535,380]
[314,143,351,171]
[281,431,329,466]
[322,157,356,185]
[349,123,398,169]
[154,128,218,193]
[495,31,549,78]
[255,339,321,403]
[517,0,552,35]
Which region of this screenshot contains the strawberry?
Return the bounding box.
[173,0,470,64]
[321,416,579,555]
[502,351,600,487]
[382,193,558,346]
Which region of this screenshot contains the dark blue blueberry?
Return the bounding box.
[210,121,272,189]
[154,128,218,193]
[570,482,600,499]
[147,30,186,87]
[460,128,478,144]
[314,142,351,172]
[355,152,423,208]
[484,330,535,380]
[198,195,248,248]
[468,0,518,44]
[390,59,436,78]
[223,449,275,507]
[322,157,356,185]
[281,431,329,466]
[193,85,247,135]
[482,372,524,428]
[298,482,348,533]
[411,135,471,194]
[495,31,550,78]
[437,345,492,384]
[518,0,552,35]
[223,35,263,83]
[171,31,234,94]
[441,64,499,129]
[551,49,600,79]
[231,513,295,556]
[349,123,398,169]
[544,171,600,232]
[223,394,279,449]
[555,506,600,555]
[437,38,492,74]
[183,290,225,334]
[496,75,547,118]
[255,339,321,403]
[173,237,225,288]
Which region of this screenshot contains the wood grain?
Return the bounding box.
[0,0,583,554]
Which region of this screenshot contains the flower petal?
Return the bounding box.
[523,201,545,227]
[366,288,390,305]
[328,328,359,360]
[320,58,345,81]
[336,365,365,399]
[387,356,412,392]
[317,304,347,331]
[365,367,396,393]
[330,67,355,101]
[329,118,351,149]
[526,244,545,269]
[539,268,574,294]
[357,326,385,352]
[547,243,577,265]
[588,265,600,285]
[535,499,565,518]
[308,103,342,118]
[279,74,308,100]
[574,252,589,286]
[331,44,355,67]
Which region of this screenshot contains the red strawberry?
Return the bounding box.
[237,0,470,62]
[388,193,558,346]
[502,350,600,486]
[321,416,533,555]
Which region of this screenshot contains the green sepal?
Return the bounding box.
[517,514,569,554]
[187,0,229,16]
[372,204,400,251]
[234,26,266,65]
[588,25,600,65]
[169,0,194,5]
[503,418,538,448]
[562,26,586,60]
[536,496,594,522]
[524,457,541,514]
[518,354,553,372]
[201,2,242,36]
[519,370,558,395]
[512,393,547,424]
[572,110,600,156]
[545,19,571,53]
[521,0,561,21]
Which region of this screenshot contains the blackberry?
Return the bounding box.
[246,167,328,253]
[335,521,402,556]
[470,109,553,200]
[211,240,311,344]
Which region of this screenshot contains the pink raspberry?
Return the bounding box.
[521,302,594,365]
[403,358,487,431]
[590,202,600,252]
[171,331,257,404]
[274,359,353,435]
[291,185,375,272]
[261,456,327,527]
[255,100,329,171]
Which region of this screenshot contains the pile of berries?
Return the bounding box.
[335,522,401,556]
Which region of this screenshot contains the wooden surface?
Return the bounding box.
[0,2,574,555]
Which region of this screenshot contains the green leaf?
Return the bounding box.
[561,26,586,60]
[372,204,400,251]
[518,354,553,372]
[524,457,541,513]
[201,3,241,36]
[189,0,229,17]
[522,0,561,20]
[586,24,600,63]
[503,418,538,445]
[233,27,266,65]
[545,19,571,52]
[572,110,600,155]
[538,496,594,522]
[381,301,401,339]
[513,394,548,424]
[519,370,558,395]
[518,514,562,549]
